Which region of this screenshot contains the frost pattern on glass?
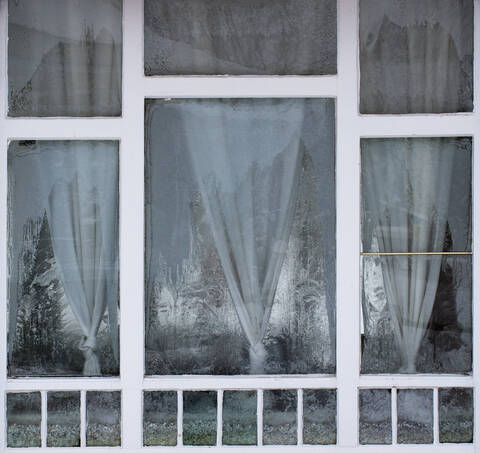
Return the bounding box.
[144,0,336,75]
[8,140,119,377]
[263,390,297,445]
[397,389,433,444]
[86,391,121,446]
[7,393,41,448]
[439,387,473,443]
[143,391,177,446]
[359,389,391,445]
[8,0,122,117]
[303,389,336,445]
[47,392,80,447]
[145,98,336,375]
[183,391,217,446]
[222,391,257,445]
[360,0,473,113]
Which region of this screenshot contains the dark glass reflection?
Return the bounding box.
[143,391,177,446]
[359,389,391,445]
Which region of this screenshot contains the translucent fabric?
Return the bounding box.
[360,0,473,114]
[8,0,122,117]
[362,138,471,373]
[8,141,119,376]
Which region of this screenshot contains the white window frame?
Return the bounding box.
[0,0,478,451]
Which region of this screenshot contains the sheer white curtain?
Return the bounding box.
[182,99,305,373]
[363,139,455,372]
[17,142,119,375]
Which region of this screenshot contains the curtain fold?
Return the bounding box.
[363,139,455,372]
[181,99,305,373]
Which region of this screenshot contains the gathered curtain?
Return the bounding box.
[363,139,455,372]
[182,99,305,373]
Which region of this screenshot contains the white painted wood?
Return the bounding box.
[217,390,223,447]
[177,390,184,447]
[391,388,397,446]
[433,388,439,444]
[297,389,303,446]
[80,390,86,448]
[40,391,47,447]
[257,389,263,446]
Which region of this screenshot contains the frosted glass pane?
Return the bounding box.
[397,389,433,444]
[360,0,473,114]
[7,393,41,447]
[145,98,336,375]
[222,391,257,445]
[303,389,336,445]
[143,391,177,446]
[144,0,336,75]
[263,390,297,445]
[183,392,217,446]
[359,389,391,445]
[7,140,119,377]
[86,391,121,446]
[47,392,80,447]
[8,0,122,117]
[439,387,473,443]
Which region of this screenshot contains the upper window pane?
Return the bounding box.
[144,0,337,75]
[8,0,122,117]
[360,0,473,114]
[145,98,336,375]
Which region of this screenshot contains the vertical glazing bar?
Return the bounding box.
[337,0,361,446]
[217,389,223,446]
[391,387,397,445]
[177,390,183,446]
[297,388,303,445]
[80,390,86,447]
[257,389,263,446]
[433,387,439,444]
[40,390,47,447]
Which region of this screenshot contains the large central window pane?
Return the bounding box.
[145,98,336,375]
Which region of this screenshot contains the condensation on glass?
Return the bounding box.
[222,391,257,445]
[397,389,433,444]
[439,387,473,443]
[47,392,81,447]
[7,140,119,377]
[361,138,472,374]
[144,0,336,75]
[7,392,41,448]
[360,0,473,114]
[303,389,336,445]
[183,391,217,446]
[86,391,121,447]
[263,390,297,445]
[145,98,336,375]
[8,0,122,117]
[143,391,177,446]
[359,389,391,445]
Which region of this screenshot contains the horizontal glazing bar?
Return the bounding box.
[361,252,472,256]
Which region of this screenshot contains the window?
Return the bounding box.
[0,0,478,451]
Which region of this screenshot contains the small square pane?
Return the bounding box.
[439,387,473,443]
[183,391,217,446]
[7,393,41,447]
[143,391,177,446]
[222,391,257,445]
[47,392,80,447]
[144,0,336,75]
[263,390,297,445]
[86,391,121,446]
[359,389,391,445]
[397,389,433,444]
[360,0,473,113]
[8,0,122,116]
[303,389,336,445]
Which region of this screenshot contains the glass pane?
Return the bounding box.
[144,0,336,76]
[47,392,80,447]
[439,387,473,443]
[8,0,122,117]
[145,98,336,375]
[359,389,391,445]
[222,391,257,445]
[143,391,177,446]
[8,140,119,377]
[263,390,297,445]
[183,391,217,446]
[7,393,41,447]
[360,0,473,114]
[86,391,121,446]
[397,389,433,444]
[303,389,336,445]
